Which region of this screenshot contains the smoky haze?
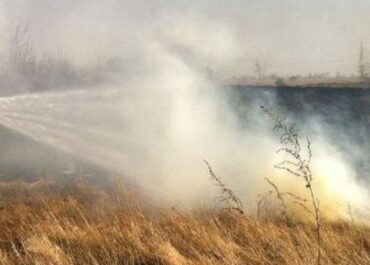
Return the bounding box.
[0,0,368,218]
[2,0,370,77]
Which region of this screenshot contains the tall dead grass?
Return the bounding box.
[0,178,367,265]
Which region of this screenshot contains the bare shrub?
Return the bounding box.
[264,177,292,224]
[3,24,109,94]
[261,106,322,265]
[203,160,244,214]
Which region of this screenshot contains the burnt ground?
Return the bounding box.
[227,86,370,180]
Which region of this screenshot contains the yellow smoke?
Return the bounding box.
[268,151,368,222]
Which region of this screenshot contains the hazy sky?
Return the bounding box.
[2,0,370,76]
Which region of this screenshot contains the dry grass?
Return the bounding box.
[0,178,367,265]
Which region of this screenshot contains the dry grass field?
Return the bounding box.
[0,177,367,265]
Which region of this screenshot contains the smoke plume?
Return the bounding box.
[0,0,368,220]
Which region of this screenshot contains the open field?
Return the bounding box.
[0,2,370,265]
[0,178,367,265]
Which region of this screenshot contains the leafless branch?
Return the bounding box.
[204,160,244,214]
[261,106,321,265]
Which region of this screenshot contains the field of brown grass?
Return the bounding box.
[0,177,368,265]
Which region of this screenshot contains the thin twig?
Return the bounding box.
[204,160,244,214]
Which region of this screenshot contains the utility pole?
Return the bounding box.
[359,41,366,78]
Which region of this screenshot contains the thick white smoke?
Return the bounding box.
[0,0,367,219]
